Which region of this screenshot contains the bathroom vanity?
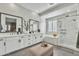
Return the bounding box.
[0,11,44,56]
[0,33,43,56]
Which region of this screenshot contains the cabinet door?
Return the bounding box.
[5,37,20,54]
[29,34,36,45]
[34,33,43,43]
[27,35,33,46]
[39,33,43,42]
[0,38,5,56]
[23,35,31,47]
[19,37,24,49]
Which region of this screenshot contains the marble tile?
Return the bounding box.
[6,45,79,56]
[53,46,79,56]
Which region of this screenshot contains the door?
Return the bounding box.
[59,16,78,48]
[5,37,20,54]
[58,18,67,45]
[0,38,5,55]
[64,16,78,47]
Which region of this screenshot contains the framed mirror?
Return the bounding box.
[0,12,23,33]
[29,19,39,33]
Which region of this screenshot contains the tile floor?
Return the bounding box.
[6,44,79,56]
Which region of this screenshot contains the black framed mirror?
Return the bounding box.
[29,19,40,33]
[0,12,23,33]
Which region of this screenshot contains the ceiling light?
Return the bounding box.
[10,3,15,7]
[67,10,71,12]
[32,12,37,15]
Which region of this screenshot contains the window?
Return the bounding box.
[52,20,57,32]
[47,20,53,32]
[46,19,57,33]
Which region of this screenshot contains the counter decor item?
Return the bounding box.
[53,32,58,37]
[52,32,59,39]
[41,41,48,47]
[17,28,22,34]
[76,32,79,48]
[0,25,3,32]
[38,29,40,32]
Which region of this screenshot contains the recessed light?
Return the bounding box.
[67,10,71,12]
[10,3,15,7]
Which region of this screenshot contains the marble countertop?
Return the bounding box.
[0,33,29,38]
[0,32,43,38]
[44,34,59,39]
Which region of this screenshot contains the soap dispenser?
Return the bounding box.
[17,28,22,34]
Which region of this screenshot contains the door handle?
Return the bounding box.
[40,35,42,38]
[19,39,21,43]
[35,37,37,39]
[4,42,6,46]
[28,39,30,40]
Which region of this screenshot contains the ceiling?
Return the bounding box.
[17,3,57,13]
[17,3,75,15]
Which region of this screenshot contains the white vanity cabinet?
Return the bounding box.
[32,34,38,44]
[18,36,24,49]
[21,35,31,47]
[5,36,20,54]
[22,33,43,48]
[0,38,5,55]
[27,34,35,46]
[34,33,43,43]
[29,34,38,45]
[38,33,43,42]
[0,33,43,55]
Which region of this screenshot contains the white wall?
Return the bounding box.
[0,3,40,32]
[40,4,78,34]
[40,4,79,50]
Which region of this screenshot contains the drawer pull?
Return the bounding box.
[19,39,21,43]
[0,39,3,41]
[21,37,24,38]
[40,36,42,38]
[28,43,30,44]
[35,37,37,39]
[4,42,6,46]
[28,39,30,40]
[28,35,31,37]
